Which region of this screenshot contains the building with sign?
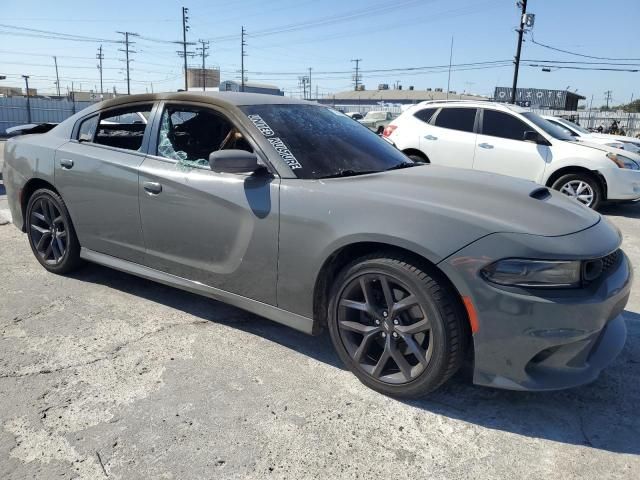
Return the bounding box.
[493,87,585,110]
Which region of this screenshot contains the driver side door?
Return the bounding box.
[138,101,280,305]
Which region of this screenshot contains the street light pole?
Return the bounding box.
[22,75,31,123]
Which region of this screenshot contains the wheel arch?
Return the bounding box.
[545,166,608,200]
[401,148,429,163]
[312,241,471,340]
[19,178,60,232]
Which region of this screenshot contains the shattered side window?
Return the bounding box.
[157,109,208,168]
[156,106,251,169]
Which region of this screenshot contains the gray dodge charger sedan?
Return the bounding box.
[2,92,632,397]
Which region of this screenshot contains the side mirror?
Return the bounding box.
[523,130,547,144]
[208,149,260,174]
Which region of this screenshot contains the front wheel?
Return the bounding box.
[327,254,467,398]
[551,173,602,210]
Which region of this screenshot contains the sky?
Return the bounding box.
[0,0,638,107]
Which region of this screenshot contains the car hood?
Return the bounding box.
[330,165,600,237]
[569,140,640,161]
[591,133,640,144]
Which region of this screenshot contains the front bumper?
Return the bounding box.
[599,166,640,201]
[439,219,632,391]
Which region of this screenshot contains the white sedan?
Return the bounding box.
[543,116,640,154]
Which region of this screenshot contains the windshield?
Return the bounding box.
[558,118,590,134]
[522,112,574,141]
[240,104,414,179]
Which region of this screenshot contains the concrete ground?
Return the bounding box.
[0,139,639,479]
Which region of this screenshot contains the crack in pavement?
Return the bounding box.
[0,319,210,379]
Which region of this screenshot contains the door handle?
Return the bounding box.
[143,181,162,194]
[60,158,74,169]
[478,143,494,149]
[423,135,438,140]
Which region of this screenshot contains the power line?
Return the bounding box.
[530,37,640,61]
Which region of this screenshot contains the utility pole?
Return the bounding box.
[196,39,210,92]
[298,76,307,100]
[117,31,138,95]
[351,59,362,91]
[96,45,104,99]
[510,0,528,104]
[53,56,61,97]
[604,90,613,109]
[308,67,312,100]
[182,6,190,90]
[446,36,453,100]
[241,26,247,92]
[22,75,31,123]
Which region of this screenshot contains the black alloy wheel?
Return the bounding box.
[337,274,432,384]
[26,189,82,274]
[328,254,467,398]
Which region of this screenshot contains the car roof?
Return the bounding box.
[414,100,528,114]
[94,91,309,112]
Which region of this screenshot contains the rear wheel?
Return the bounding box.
[327,254,467,398]
[26,189,82,274]
[551,173,602,209]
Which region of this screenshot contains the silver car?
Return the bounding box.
[2,92,632,397]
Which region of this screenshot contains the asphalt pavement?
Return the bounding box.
[0,141,639,479]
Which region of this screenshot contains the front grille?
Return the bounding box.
[583,249,621,285]
[601,250,620,273]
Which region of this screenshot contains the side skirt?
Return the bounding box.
[80,248,315,335]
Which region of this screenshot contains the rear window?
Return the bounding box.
[240,104,412,179]
[434,107,476,133]
[93,104,153,151]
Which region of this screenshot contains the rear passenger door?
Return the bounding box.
[473,109,550,182]
[54,103,154,262]
[420,107,478,169]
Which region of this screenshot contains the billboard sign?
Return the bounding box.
[494,87,567,108]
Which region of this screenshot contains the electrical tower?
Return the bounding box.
[96,45,104,98]
[308,67,312,100]
[241,26,247,92]
[196,40,210,92]
[117,31,138,95]
[351,59,362,91]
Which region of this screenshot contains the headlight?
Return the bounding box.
[481,259,582,288]
[606,152,640,170]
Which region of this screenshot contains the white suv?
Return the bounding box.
[384,101,640,209]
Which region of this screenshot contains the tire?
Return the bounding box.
[551,173,602,210]
[408,154,428,164]
[25,188,83,274]
[327,253,467,398]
